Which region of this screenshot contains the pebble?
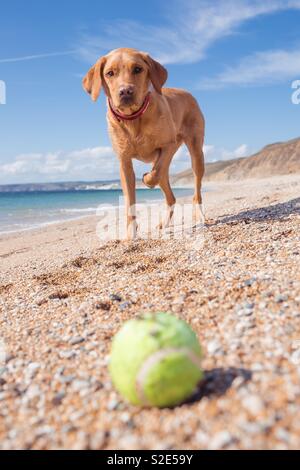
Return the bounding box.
[59,350,77,359]
[291,311,300,318]
[69,336,85,346]
[242,395,264,415]
[35,426,54,438]
[235,319,255,335]
[275,428,291,444]
[195,430,209,446]
[0,392,8,402]
[23,384,41,403]
[290,349,300,365]
[72,379,90,392]
[244,278,257,287]
[25,362,41,379]
[109,294,122,302]
[237,308,254,317]
[232,376,246,389]
[88,431,107,450]
[172,295,186,305]
[95,302,111,311]
[275,294,288,303]
[119,412,131,423]
[172,304,183,313]
[58,375,75,385]
[0,367,7,376]
[119,301,131,311]
[258,301,267,309]
[207,340,224,355]
[208,431,235,450]
[107,398,120,411]
[52,392,66,406]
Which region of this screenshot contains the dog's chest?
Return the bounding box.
[108,114,176,161]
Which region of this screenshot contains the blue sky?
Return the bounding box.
[0,0,300,184]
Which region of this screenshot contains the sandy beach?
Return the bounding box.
[0,173,300,450]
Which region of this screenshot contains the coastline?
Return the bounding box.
[0,187,193,236]
[0,174,298,285]
[1,173,300,449]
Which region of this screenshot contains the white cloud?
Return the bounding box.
[199,47,300,89]
[0,147,118,184]
[0,50,76,64]
[203,143,249,162]
[78,0,300,65]
[0,143,249,184]
[170,143,248,173]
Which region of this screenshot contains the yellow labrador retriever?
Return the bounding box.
[83,48,205,239]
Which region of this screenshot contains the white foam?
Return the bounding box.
[60,207,97,214]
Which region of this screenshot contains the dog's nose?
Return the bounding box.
[119,86,134,98]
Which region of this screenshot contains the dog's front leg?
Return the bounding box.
[119,159,137,240]
[142,143,179,189]
[143,144,179,230]
[143,149,161,189]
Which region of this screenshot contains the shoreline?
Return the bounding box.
[0,187,194,237]
[0,174,299,283]
[0,173,295,240]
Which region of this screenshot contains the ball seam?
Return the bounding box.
[135,347,202,406]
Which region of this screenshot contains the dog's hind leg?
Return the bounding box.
[185,133,205,225]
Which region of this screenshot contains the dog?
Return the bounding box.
[83,48,205,239]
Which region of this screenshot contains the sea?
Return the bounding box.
[0,184,193,234]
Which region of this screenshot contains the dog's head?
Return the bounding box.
[82,48,168,114]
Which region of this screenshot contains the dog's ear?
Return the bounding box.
[82,57,107,101]
[141,53,168,94]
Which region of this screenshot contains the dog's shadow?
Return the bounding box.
[186,367,252,405]
[211,196,300,226]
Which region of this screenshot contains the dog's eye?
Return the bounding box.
[133,66,143,74]
[106,71,114,77]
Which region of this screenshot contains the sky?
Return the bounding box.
[0,0,300,184]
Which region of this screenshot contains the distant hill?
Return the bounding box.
[171,137,300,185]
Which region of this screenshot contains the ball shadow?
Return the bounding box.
[185,367,252,405]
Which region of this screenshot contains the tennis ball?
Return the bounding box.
[109,312,203,408]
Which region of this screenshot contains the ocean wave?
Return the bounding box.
[60,205,125,213]
[60,207,97,214]
[78,184,121,191]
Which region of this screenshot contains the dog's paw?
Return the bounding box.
[127,221,139,240]
[143,173,157,189]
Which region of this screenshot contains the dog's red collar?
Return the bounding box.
[109,93,151,122]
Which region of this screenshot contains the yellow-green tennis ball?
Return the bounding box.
[109,312,203,408]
